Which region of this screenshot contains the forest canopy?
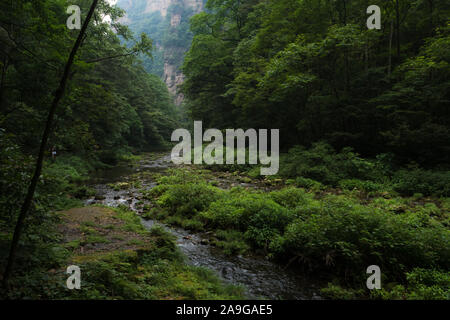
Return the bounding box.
[0,0,449,302]
[182,0,450,166]
[0,0,179,165]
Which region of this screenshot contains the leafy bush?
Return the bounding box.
[374,268,450,300]
[278,195,450,280]
[270,187,313,209]
[214,230,250,255]
[0,134,75,299]
[201,192,294,249]
[338,179,386,193]
[157,182,223,216]
[147,168,450,298]
[279,142,384,186]
[393,169,450,197]
[294,177,325,190]
[320,284,364,300]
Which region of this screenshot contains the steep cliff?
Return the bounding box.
[116,0,204,105]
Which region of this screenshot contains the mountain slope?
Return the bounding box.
[117,0,204,105]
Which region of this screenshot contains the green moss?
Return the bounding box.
[85,234,109,245]
[59,226,246,300]
[214,230,250,255]
[65,240,81,250]
[79,225,98,235]
[116,207,148,235]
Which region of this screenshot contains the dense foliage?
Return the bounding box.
[182,0,450,166]
[1,0,179,164]
[0,0,449,301]
[145,168,450,299]
[0,0,179,295]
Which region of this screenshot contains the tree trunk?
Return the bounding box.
[0,57,9,110]
[2,0,99,289]
[342,0,349,92]
[388,20,394,77]
[428,0,433,30]
[365,41,369,75]
[395,0,400,58]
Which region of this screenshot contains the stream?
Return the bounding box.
[84,154,322,300]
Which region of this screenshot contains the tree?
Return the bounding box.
[182,0,449,163]
[2,0,100,288]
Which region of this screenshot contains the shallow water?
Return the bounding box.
[84,154,321,300]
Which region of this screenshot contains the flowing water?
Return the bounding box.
[84,154,322,300]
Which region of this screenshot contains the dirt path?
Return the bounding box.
[59,206,154,260]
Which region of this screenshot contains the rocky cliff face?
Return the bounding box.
[121,0,202,17]
[117,0,203,105]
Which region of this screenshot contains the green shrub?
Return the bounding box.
[374,268,450,300]
[146,167,450,297]
[294,177,325,190]
[180,218,204,231]
[339,179,386,193]
[201,193,294,249]
[279,142,383,186]
[320,284,364,300]
[270,187,312,209]
[393,169,450,197]
[214,230,250,255]
[278,195,450,279]
[157,182,223,216]
[158,169,204,185]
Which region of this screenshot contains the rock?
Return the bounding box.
[312,293,322,300]
[116,182,130,189]
[221,267,233,279]
[200,239,209,245]
[95,195,106,200]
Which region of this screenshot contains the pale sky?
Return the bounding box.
[104,0,118,23]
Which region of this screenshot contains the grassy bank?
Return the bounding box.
[0,138,243,299]
[142,165,450,300]
[0,205,245,299]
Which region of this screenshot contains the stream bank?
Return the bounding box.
[84,153,322,300]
